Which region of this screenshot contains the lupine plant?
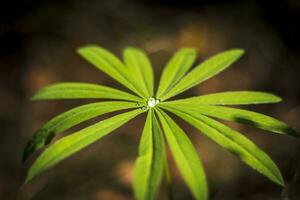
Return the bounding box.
[23,45,298,200]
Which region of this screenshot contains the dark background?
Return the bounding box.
[0,0,300,199]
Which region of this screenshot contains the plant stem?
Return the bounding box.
[163,152,173,200]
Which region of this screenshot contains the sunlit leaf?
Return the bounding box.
[133,110,164,200]
[156,48,197,99]
[77,45,145,98]
[31,82,143,102]
[24,46,298,198]
[166,91,282,105]
[156,109,208,200]
[160,103,298,137]
[124,47,154,97]
[163,106,284,186]
[161,49,244,100]
[26,109,143,182]
[23,101,139,162]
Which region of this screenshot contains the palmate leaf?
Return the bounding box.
[24,46,299,199]
[23,101,138,163]
[124,47,154,97]
[161,103,298,137]
[77,46,145,98]
[156,48,197,99]
[31,82,143,102]
[160,49,244,101]
[133,110,164,200]
[166,91,282,105]
[26,109,143,183]
[162,106,284,186]
[156,109,208,200]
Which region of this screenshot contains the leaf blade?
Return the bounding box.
[160,103,299,137]
[164,106,284,186]
[156,48,197,99]
[167,91,282,105]
[156,109,208,200]
[161,49,244,100]
[133,110,164,200]
[23,101,138,162]
[124,47,154,97]
[31,82,143,102]
[26,109,143,182]
[77,45,145,98]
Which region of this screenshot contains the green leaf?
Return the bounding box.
[23,101,139,163]
[160,103,299,137]
[133,110,164,200]
[77,45,145,98]
[123,47,154,97]
[156,109,208,200]
[31,82,143,102]
[160,49,244,100]
[166,91,282,105]
[164,106,284,186]
[26,109,143,182]
[156,48,197,99]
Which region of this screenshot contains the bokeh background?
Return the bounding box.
[1,0,300,199]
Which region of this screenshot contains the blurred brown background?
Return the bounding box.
[0,0,300,199]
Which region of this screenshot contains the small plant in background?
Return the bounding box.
[23,45,298,200]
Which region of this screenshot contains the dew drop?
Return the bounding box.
[141,106,148,111]
[147,97,159,108]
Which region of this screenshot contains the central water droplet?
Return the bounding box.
[147,97,160,108]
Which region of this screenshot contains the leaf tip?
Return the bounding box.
[24,166,36,184]
[30,88,48,101]
[25,172,33,184]
[273,95,282,103]
[76,45,99,55]
[180,47,197,51]
[22,141,35,163]
[178,47,197,55]
[30,94,39,101]
[76,46,88,55]
[124,46,138,51]
[276,176,285,187]
[231,48,245,57]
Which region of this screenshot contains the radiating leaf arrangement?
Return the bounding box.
[23,45,299,200]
